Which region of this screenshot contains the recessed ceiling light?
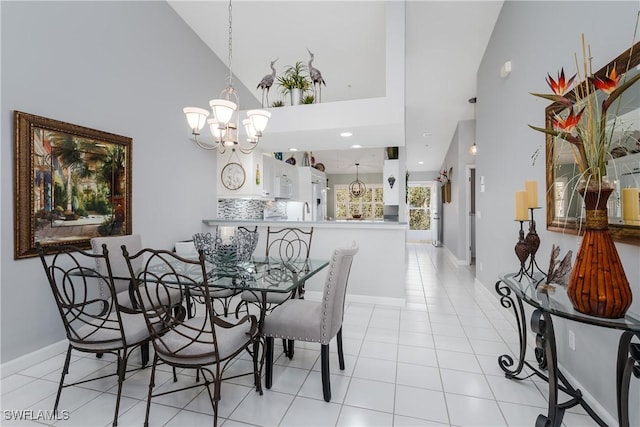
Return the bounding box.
[351,144,362,149]
[422,132,433,137]
[340,132,353,137]
[418,161,424,165]
[289,148,298,152]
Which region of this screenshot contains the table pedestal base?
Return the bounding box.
[495,280,627,427]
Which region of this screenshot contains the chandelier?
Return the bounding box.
[349,163,366,198]
[183,0,270,154]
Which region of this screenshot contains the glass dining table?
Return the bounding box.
[120,253,330,394]
[129,254,329,325]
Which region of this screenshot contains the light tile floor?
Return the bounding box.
[1,243,600,426]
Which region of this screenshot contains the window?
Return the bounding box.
[408,184,431,230]
[334,185,384,219]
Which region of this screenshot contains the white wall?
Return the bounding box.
[477,1,640,422]
[0,1,258,363]
[440,119,476,262]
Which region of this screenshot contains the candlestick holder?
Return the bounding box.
[525,207,546,279]
[514,220,530,281]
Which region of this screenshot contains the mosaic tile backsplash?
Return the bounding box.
[218,199,287,220]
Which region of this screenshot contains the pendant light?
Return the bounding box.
[182,0,270,154]
[349,163,366,198]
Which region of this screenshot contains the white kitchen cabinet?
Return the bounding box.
[217,151,274,198]
[269,157,298,199]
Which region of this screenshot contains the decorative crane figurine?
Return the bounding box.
[306,48,325,103]
[257,59,278,107]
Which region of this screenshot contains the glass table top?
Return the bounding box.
[141,256,329,294]
[499,272,640,332]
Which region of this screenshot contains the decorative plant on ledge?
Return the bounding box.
[277,61,311,106]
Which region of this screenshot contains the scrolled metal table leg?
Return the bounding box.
[495,280,528,378]
[617,331,640,427]
[530,309,562,427]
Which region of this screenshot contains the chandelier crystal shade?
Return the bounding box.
[183,0,269,154]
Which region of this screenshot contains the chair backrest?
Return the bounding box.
[121,247,221,361]
[265,227,314,265]
[320,242,358,345]
[37,243,127,348]
[91,234,142,295]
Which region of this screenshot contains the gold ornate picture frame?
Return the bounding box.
[14,111,132,259]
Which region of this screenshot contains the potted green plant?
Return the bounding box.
[277,61,311,106]
[301,94,315,104]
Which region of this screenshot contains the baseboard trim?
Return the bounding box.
[556,362,617,426]
[1,340,67,378]
[444,246,467,266]
[305,291,406,307]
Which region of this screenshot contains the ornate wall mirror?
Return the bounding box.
[545,42,640,246]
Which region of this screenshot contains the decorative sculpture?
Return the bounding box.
[388,175,396,189]
[307,48,326,103]
[545,244,573,288]
[257,59,278,108]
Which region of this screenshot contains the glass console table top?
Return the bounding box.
[499,272,640,332]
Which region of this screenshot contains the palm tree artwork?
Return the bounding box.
[39,129,127,236]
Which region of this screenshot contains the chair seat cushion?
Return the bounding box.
[117,284,182,311]
[156,316,254,366]
[190,287,239,299]
[262,299,325,343]
[240,290,291,305]
[74,312,150,351]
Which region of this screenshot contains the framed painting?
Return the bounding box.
[14,111,132,259]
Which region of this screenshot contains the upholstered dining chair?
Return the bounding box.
[263,241,358,402]
[121,246,260,427]
[91,234,184,363]
[236,226,313,358]
[90,234,182,315]
[37,243,151,427]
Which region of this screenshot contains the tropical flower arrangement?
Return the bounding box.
[529,36,640,191]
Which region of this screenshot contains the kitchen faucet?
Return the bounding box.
[303,202,310,221]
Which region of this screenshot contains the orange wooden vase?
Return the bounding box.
[567,187,632,318]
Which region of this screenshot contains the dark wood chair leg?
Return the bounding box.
[144,355,158,427]
[54,346,73,413]
[321,344,331,402]
[141,342,149,367]
[337,327,345,370]
[286,339,295,359]
[113,352,128,426]
[266,337,274,389]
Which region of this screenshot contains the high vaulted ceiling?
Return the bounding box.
[168,1,503,174]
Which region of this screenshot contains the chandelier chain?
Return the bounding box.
[227,0,233,87]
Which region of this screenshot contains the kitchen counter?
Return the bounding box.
[202,219,408,230]
[200,218,407,306]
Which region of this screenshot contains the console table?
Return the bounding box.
[495,273,640,427]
